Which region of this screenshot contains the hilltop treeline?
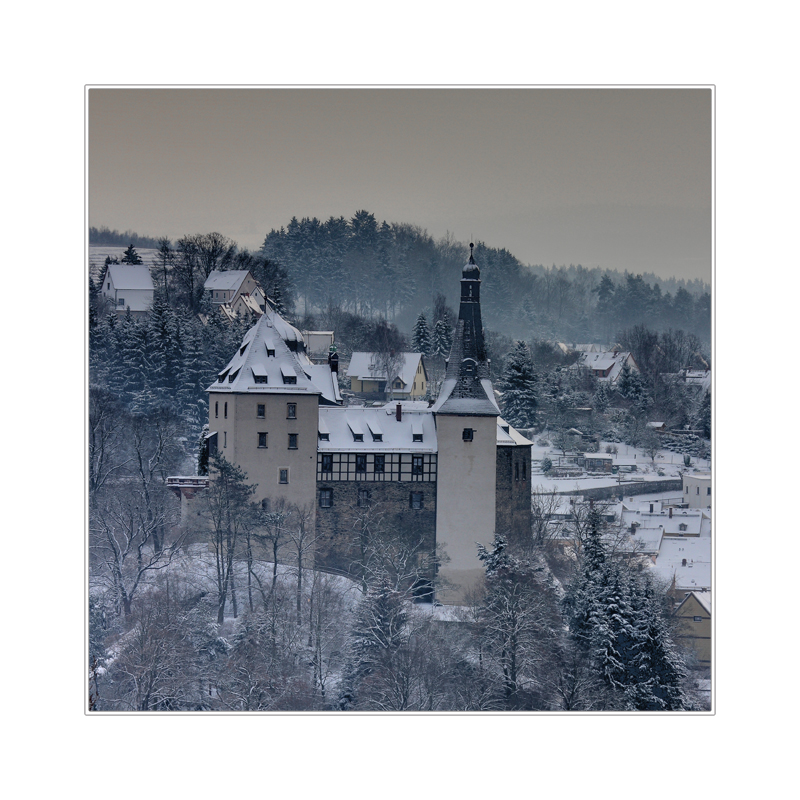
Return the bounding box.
[258,211,710,345]
[89,226,164,249]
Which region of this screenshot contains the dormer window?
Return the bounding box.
[413,433,423,442]
[218,369,229,383]
[372,433,383,442]
[318,432,329,441]
[353,433,364,442]
[228,368,240,383]
[679,523,688,532]
[283,374,297,385]
[239,344,248,356]
[266,347,276,358]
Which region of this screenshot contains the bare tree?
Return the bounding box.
[90,482,183,619]
[200,454,257,624]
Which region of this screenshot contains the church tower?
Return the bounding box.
[432,245,500,603]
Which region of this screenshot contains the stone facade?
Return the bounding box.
[495,444,533,545]
[313,479,437,583]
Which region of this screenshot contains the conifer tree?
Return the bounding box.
[498,340,538,428]
[432,318,452,359]
[121,243,143,264]
[412,312,432,356]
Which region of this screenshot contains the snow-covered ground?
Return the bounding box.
[529,436,710,496]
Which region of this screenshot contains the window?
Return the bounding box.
[515,462,519,481]
[372,433,383,442]
[257,404,265,419]
[228,369,239,383]
[287,403,297,419]
[412,433,423,442]
[283,374,297,385]
[353,433,364,442]
[358,489,370,507]
[410,492,424,509]
[679,523,687,532]
[463,428,474,441]
[117,297,125,306]
[685,486,689,494]
[224,402,228,419]
[707,487,711,496]
[693,616,703,622]
[321,454,333,472]
[374,455,385,473]
[254,375,268,385]
[412,455,423,475]
[522,461,526,480]
[318,432,329,441]
[215,402,218,418]
[258,432,268,448]
[224,431,227,448]
[319,488,333,508]
[288,434,298,450]
[107,282,110,290]
[279,468,289,484]
[696,487,700,495]
[356,454,367,472]
[267,348,275,357]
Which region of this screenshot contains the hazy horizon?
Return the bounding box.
[88,87,712,284]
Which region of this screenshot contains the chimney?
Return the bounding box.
[669,507,673,518]
[396,403,402,422]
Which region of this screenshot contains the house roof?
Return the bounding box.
[576,350,637,383]
[104,264,154,291]
[318,405,437,452]
[496,418,534,447]
[346,352,424,388]
[650,537,711,592]
[204,270,251,293]
[676,590,712,615]
[206,309,339,404]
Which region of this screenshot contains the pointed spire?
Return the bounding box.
[431,245,498,416]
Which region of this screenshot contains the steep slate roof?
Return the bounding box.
[206,309,340,404]
[346,352,425,388]
[105,264,154,291]
[204,269,251,293]
[432,250,499,417]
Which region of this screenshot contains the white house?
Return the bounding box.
[100,264,155,316]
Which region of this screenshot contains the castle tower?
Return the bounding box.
[432,245,500,603]
[206,309,340,513]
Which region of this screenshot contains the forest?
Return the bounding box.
[88,214,711,711]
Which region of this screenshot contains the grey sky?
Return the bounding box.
[88,87,711,283]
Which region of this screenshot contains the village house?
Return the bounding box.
[683,471,712,509]
[673,590,711,666]
[204,270,266,311]
[196,246,532,604]
[347,352,428,399]
[100,263,154,317]
[574,350,640,384]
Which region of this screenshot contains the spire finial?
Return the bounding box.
[469,242,475,264]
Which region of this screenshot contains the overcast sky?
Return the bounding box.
[88,87,711,284]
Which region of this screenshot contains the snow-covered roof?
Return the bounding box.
[621,508,709,537]
[104,264,154,291]
[346,352,424,388]
[204,270,251,293]
[576,350,637,383]
[432,377,500,417]
[650,537,711,592]
[629,525,664,554]
[677,590,712,614]
[496,418,534,447]
[206,309,339,404]
[317,406,437,452]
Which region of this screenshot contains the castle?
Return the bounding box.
[204,248,532,603]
